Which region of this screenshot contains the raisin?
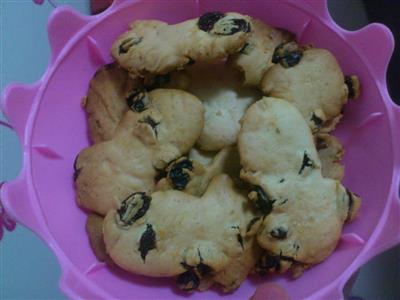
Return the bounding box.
[248,186,275,215]
[256,253,280,275]
[180,249,213,278]
[139,116,160,136]
[187,58,196,65]
[197,263,212,277]
[176,270,200,291]
[126,88,149,112]
[232,19,251,33]
[237,233,244,249]
[270,227,287,239]
[166,158,193,190]
[138,224,156,261]
[197,12,225,32]
[298,151,315,175]
[279,198,289,206]
[231,225,244,249]
[118,37,142,54]
[117,192,151,226]
[281,52,302,68]
[280,253,295,263]
[257,252,295,275]
[345,75,356,99]
[272,42,303,68]
[246,217,261,233]
[239,42,255,55]
[212,18,250,35]
[345,188,356,222]
[310,112,323,128]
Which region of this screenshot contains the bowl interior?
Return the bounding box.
[28,1,393,299]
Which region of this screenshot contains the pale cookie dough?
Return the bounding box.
[260,42,352,132]
[103,175,256,290]
[75,89,204,215]
[184,62,261,151]
[238,97,361,276]
[84,63,190,143]
[229,18,293,86]
[112,12,251,76]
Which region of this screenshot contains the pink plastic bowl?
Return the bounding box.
[1,1,400,299]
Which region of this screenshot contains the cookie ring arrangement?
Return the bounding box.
[1,0,400,298]
[74,11,363,293]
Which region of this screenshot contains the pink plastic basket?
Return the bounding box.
[1,1,399,299]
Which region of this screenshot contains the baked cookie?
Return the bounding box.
[84,63,190,143]
[316,133,344,181]
[238,97,361,275]
[84,63,138,143]
[86,214,111,263]
[212,233,262,292]
[112,12,251,76]
[103,175,256,288]
[229,19,293,86]
[75,89,204,215]
[260,42,356,132]
[184,62,261,151]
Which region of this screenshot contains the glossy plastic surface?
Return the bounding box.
[1,1,399,299]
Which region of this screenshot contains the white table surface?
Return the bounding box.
[0,1,399,299]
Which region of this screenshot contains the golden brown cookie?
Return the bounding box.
[75,89,204,215]
[84,63,138,143]
[86,214,111,263]
[260,42,352,132]
[112,12,251,76]
[103,175,255,285]
[84,63,190,143]
[229,18,294,86]
[238,97,361,275]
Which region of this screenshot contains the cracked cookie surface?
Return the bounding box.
[260,45,351,132]
[75,89,204,215]
[112,12,251,76]
[84,63,190,143]
[229,18,293,86]
[238,97,360,275]
[103,175,256,281]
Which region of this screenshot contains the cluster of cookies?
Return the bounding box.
[75,12,361,293]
